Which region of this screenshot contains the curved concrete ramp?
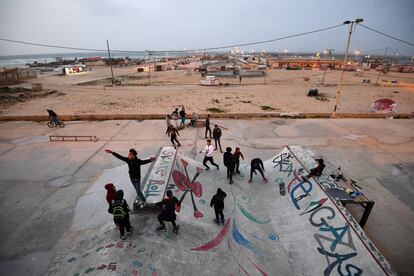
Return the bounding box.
[47,146,395,276]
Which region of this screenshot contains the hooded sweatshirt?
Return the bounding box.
[105,183,117,205]
[210,188,227,210]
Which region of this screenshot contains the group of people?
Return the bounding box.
[103,113,326,240]
[104,148,183,239]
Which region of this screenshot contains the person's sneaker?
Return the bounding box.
[214,219,219,224]
[216,165,219,170]
[248,179,253,183]
[120,235,126,240]
[205,167,210,170]
[263,177,268,182]
[229,180,234,184]
[173,225,180,234]
[127,227,134,236]
[156,225,166,231]
[221,219,225,225]
[236,170,241,174]
[140,201,146,209]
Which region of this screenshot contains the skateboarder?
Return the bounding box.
[105,148,155,207]
[111,190,133,240]
[248,158,267,183]
[223,147,235,184]
[213,125,223,153]
[210,188,227,224]
[199,139,219,170]
[156,190,181,234]
[205,114,212,138]
[167,126,181,148]
[233,147,244,174]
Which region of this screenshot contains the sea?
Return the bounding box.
[0,51,179,67]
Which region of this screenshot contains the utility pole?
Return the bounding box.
[106,39,115,85]
[332,18,364,117]
[375,47,388,85]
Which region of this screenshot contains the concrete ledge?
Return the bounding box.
[0,112,412,122]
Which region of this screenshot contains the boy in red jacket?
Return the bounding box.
[105,183,117,208]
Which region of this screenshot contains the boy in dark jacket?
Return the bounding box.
[105,148,155,207]
[213,125,223,153]
[210,188,227,224]
[248,158,267,183]
[111,190,133,240]
[223,147,235,184]
[156,190,181,234]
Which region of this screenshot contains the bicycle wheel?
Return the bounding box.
[47,121,55,128]
[58,121,65,128]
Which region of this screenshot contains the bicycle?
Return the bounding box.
[47,120,65,128]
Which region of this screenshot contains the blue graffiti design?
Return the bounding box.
[319,225,350,252]
[290,179,312,209]
[231,219,263,259]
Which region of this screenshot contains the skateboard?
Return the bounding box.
[279,182,286,196]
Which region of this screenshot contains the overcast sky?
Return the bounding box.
[0,0,413,56]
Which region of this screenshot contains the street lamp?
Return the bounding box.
[332,18,364,116]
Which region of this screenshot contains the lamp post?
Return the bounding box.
[332,18,364,117]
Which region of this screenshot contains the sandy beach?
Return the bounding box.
[1,66,413,116]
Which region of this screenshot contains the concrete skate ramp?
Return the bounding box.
[47,146,395,275]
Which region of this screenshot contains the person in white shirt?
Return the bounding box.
[199,139,219,170]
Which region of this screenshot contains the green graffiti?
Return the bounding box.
[237,203,271,224]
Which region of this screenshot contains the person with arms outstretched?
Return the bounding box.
[105,148,155,207]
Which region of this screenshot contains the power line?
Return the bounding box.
[359,24,414,47]
[0,23,344,54]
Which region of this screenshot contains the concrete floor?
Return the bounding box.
[0,119,413,275]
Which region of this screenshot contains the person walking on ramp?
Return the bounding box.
[248,158,267,183]
[156,190,181,234]
[105,148,155,207]
[199,139,219,170]
[223,147,235,184]
[167,126,181,148]
[210,188,227,224]
[213,125,223,153]
[110,190,133,240]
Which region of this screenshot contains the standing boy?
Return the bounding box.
[213,125,223,153]
[233,147,244,174]
[179,106,186,128]
[223,147,235,184]
[248,158,267,183]
[111,190,133,240]
[210,188,227,224]
[156,190,181,234]
[105,148,155,207]
[199,139,219,170]
[205,114,212,139]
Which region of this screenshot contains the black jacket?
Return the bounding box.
[210,189,227,210]
[112,152,152,179]
[251,158,264,171]
[205,117,210,128]
[223,152,235,168]
[213,128,222,139]
[156,196,181,220]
